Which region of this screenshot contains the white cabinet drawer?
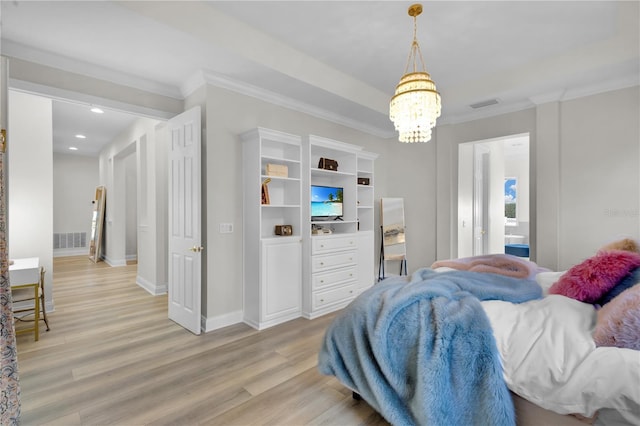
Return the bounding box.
[312,234,357,254]
[314,284,356,310]
[312,251,356,273]
[312,266,357,290]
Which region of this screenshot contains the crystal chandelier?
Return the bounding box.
[389,4,441,143]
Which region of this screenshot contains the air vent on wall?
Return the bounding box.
[53,232,87,249]
[470,99,500,109]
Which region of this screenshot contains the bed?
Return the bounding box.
[318,245,640,425]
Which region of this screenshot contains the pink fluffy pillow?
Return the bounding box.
[549,250,640,303]
[593,284,640,350]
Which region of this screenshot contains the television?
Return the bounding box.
[311,185,343,220]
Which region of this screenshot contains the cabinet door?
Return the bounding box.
[262,239,301,321]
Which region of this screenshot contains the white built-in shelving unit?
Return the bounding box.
[240,128,302,330]
[240,129,378,327]
[302,135,378,319]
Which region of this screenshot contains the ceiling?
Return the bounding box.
[1,1,638,156]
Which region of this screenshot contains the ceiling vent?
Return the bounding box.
[470,99,500,109]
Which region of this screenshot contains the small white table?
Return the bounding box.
[9,257,40,341]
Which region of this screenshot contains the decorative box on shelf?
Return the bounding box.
[275,225,293,236]
[266,163,288,177]
[357,177,370,185]
[318,157,338,171]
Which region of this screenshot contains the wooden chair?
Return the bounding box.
[13,266,50,333]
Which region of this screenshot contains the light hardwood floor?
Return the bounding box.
[15,256,386,426]
[15,256,586,426]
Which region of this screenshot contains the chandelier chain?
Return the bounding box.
[404,14,427,76]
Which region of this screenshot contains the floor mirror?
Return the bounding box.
[89,186,106,263]
[379,197,407,280]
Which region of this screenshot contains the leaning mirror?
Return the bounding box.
[89,186,106,263]
[379,197,407,280]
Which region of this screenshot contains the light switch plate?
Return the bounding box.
[219,223,233,233]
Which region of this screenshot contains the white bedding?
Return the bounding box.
[480,271,640,425]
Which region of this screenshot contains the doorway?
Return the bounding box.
[9,87,202,334]
[457,134,530,258]
[8,90,167,312]
[112,141,138,266]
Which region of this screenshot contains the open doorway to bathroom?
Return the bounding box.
[457,133,530,258]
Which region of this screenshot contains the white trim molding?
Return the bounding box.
[202,310,243,333]
[188,69,396,139]
[102,255,126,267]
[136,275,167,296]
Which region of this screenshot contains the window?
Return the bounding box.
[505,177,517,226]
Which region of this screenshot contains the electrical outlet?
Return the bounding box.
[219,223,233,233]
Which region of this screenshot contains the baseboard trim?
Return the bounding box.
[136,275,167,296]
[54,248,88,258]
[103,256,126,267]
[202,310,243,332]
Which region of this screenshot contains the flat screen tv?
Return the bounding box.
[311,185,343,220]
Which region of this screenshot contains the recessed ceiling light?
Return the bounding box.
[69,147,78,151]
[90,107,104,114]
[75,134,86,139]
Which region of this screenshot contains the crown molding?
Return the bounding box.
[187,69,396,139]
[529,90,567,105]
[8,78,176,120]
[439,75,639,126]
[438,99,535,126]
[560,74,639,103]
[2,39,183,100]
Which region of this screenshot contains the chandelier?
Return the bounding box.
[389,3,441,143]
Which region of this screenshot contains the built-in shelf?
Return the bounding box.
[240,128,303,330]
[302,135,378,319]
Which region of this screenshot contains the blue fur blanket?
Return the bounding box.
[318,268,542,426]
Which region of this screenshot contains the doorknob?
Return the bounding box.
[189,246,204,252]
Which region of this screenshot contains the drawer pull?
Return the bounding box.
[320,262,324,266]
[349,290,353,294]
[320,299,324,302]
[320,280,324,283]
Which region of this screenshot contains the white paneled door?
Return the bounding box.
[473,144,489,256]
[168,107,202,335]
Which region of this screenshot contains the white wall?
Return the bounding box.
[8,90,54,310]
[558,87,640,268]
[437,108,537,262]
[98,117,166,294]
[457,140,508,257]
[52,152,99,256]
[124,152,137,259]
[9,58,182,119]
[487,141,506,253]
[457,143,473,257]
[188,84,408,327]
[9,60,638,331]
[504,136,530,242]
[437,86,640,271]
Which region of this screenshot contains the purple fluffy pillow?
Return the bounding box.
[593,284,640,350]
[549,250,640,303]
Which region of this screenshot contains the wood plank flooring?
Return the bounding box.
[15,256,586,426]
[15,256,385,426]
